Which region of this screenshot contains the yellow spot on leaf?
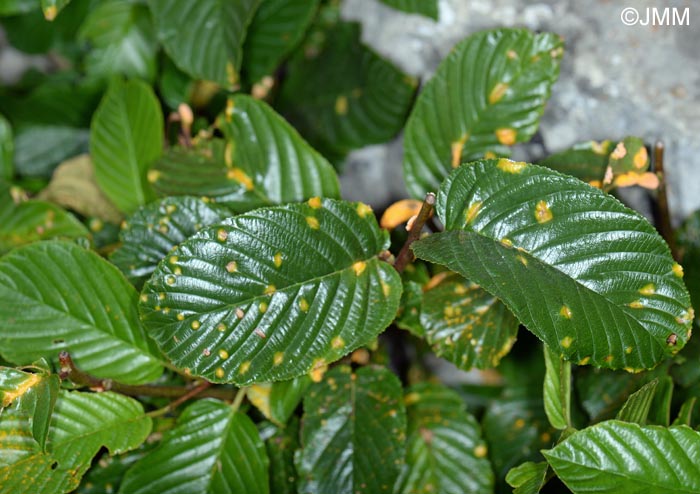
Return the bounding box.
[217,229,228,242]
[264,284,276,295]
[381,281,391,297]
[238,361,251,375]
[639,283,655,296]
[147,170,161,183]
[628,300,644,309]
[219,349,229,360]
[1,373,40,407]
[215,367,225,379]
[514,418,525,429]
[633,147,648,169]
[625,346,633,354]
[273,252,283,268]
[273,352,284,366]
[352,261,367,276]
[226,261,237,273]
[496,158,526,173]
[140,294,148,303]
[259,302,268,313]
[335,95,348,115]
[356,202,373,218]
[516,254,528,266]
[191,320,201,330]
[560,305,572,319]
[216,323,226,332]
[299,298,309,312]
[331,336,345,350]
[474,445,488,458]
[578,356,590,365]
[173,267,182,275]
[465,201,482,225]
[611,141,627,159]
[226,62,237,87]
[177,313,185,321]
[673,263,684,278]
[561,336,573,348]
[236,308,245,319]
[605,355,614,363]
[451,133,469,168]
[495,128,517,145]
[43,5,57,20]
[306,216,320,229]
[500,238,513,248]
[309,359,327,382]
[535,200,553,223]
[227,168,254,191]
[506,49,518,59]
[589,180,603,188]
[225,98,235,122]
[166,275,176,285]
[489,82,509,104]
[308,196,322,209]
[484,151,497,159]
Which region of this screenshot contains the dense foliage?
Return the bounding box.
[1,1,699,493]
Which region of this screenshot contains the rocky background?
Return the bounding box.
[339,0,699,225]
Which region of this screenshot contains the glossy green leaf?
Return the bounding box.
[0,390,151,494]
[0,241,164,384]
[279,19,417,156]
[148,0,260,87]
[543,420,700,494]
[673,397,697,427]
[41,0,70,20]
[403,28,563,197]
[615,378,658,425]
[248,375,311,426]
[395,382,493,494]
[539,140,613,185]
[140,199,401,384]
[648,375,673,426]
[395,280,424,336]
[506,461,548,494]
[260,418,300,494]
[110,196,230,287]
[78,0,158,81]
[243,0,320,84]
[0,114,13,181]
[14,124,89,179]
[412,159,692,370]
[153,98,339,212]
[90,78,163,214]
[0,185,88,254]
[119,399,268,494]
[296,366,405,494]
[378,0,438,19]
[420,273,518,370]
[543,345,571,430]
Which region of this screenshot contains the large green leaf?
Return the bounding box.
[412,159,692,370]
[119,399,268,494]
[539,140,613,185]
[0,390,151,494]
[153,97,339,212]
[296,365,405,494]
[0,114,13,181]
[248,375,311,426]
[506,461,548,494]
[243,0,320,84]
[148,0,260,87]
[378,0,438,19]
[403,28,563,197]
[140,198,400,384]
[111,196,231,287]
[78,0,158,81]
[395,382,493,494]
[543,345,571,430]
[90,78,163,214]
[543,420,700,493]
[420,273,518,370]
[278,17,417,156]
[0,241,164,384]
[13,124,89,179]
[0,184,88,254]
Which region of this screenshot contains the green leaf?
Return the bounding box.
[139,198,401,384]
[0,0,35,15]
[378,0,438,19]
[420,273,518,370]
[677,210,700,328]
[0,185,88,254]
[395,382,493,494]
[78,0,158,81]
[248,375,311,426]
[395,280,424,336]
[648,375,673,426]
[30,373,60,451]
[0,390,152,494]
[412,159,693,370]
[506,461,548,494]
[543,420,700,494]
[36,154,122,224]
[41,0,70,21]
[543,345,571,430]
[296,366,405,494]
[278,18,417,156]
[0,114,13,181]
[90,78,163,214]
[243,0,320,84]
[403,28,563,197]
[77,445,152,494]
[539,140,613,185]
[14,124,89,179]
[260,419,300,494]
[615,378,658,425]
[110,196,230,287]
[158,56,194,110]
[673,397,697,427]
[147,0,260,87]
[119,399,269,494]
[0,241,164,384]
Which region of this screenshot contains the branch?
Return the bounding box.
[653,142,679,260]
[393,192,436,273]
[58,351,236,401]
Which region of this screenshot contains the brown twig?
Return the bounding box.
[393,193,436,273]
[652,142,679,260]
[58,351,235,401]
